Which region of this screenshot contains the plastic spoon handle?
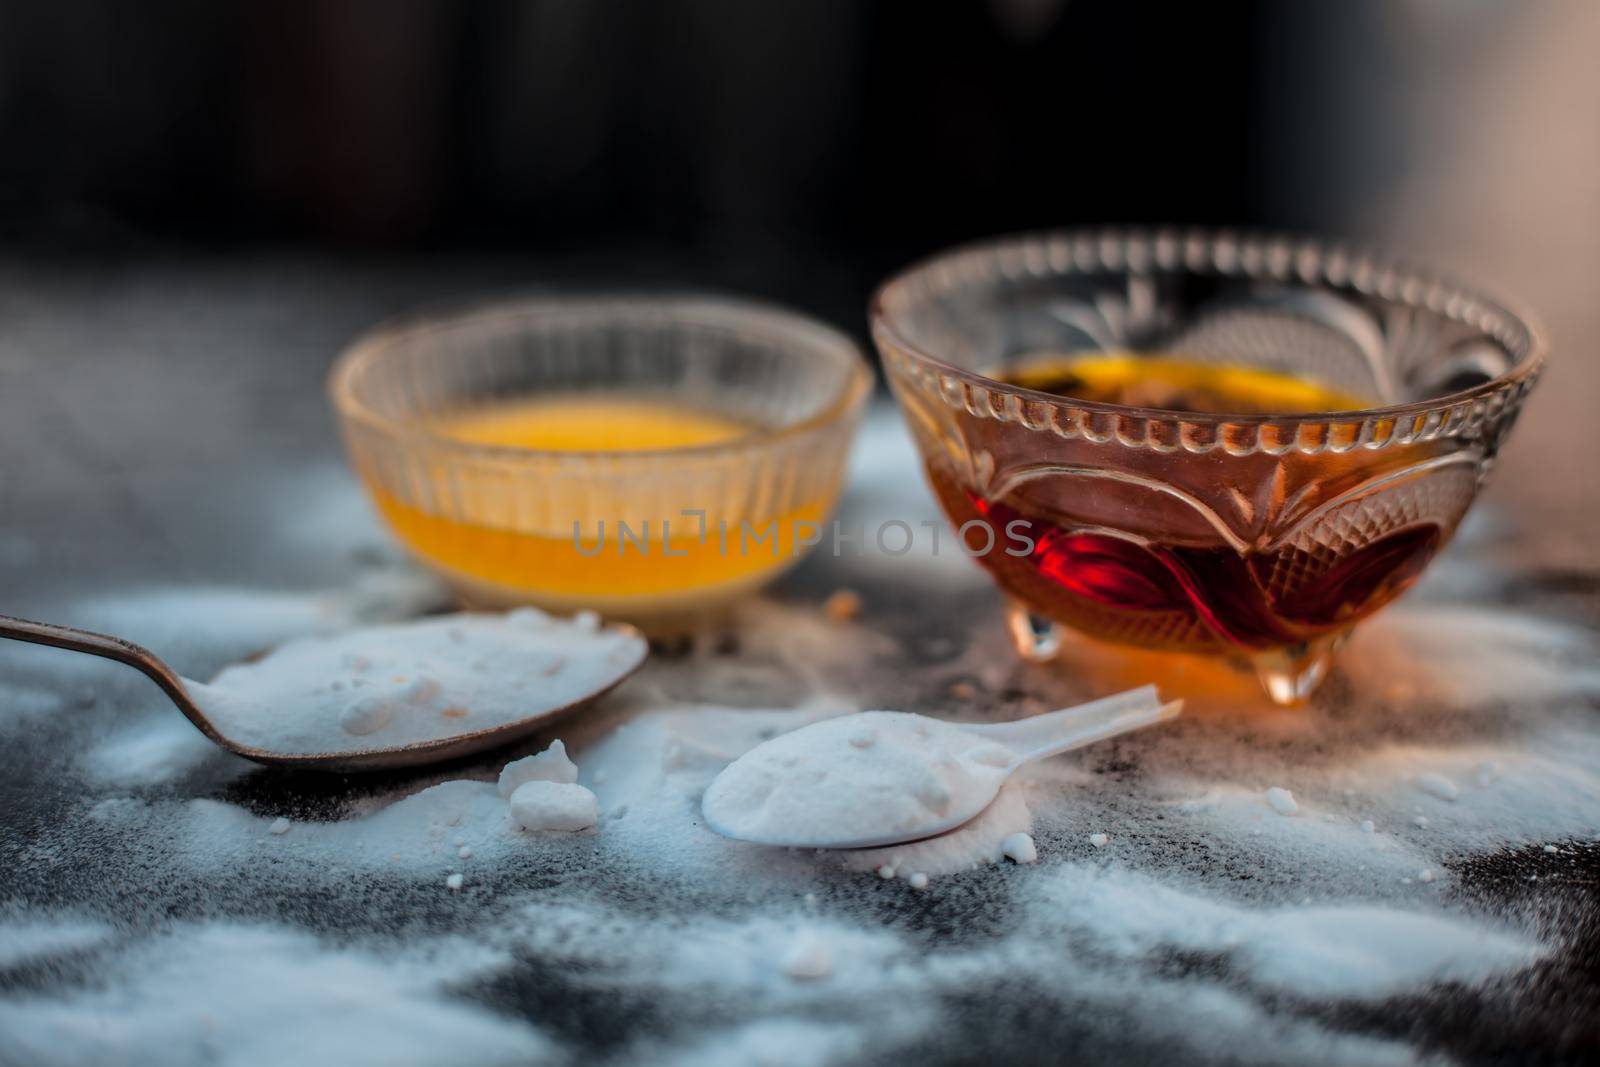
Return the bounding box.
[1006,700,1183,764]
[965,685,1160,755]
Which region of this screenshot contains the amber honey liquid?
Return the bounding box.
[367,396,828,607]
[931,354,1444,653]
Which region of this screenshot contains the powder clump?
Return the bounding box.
[781,934,834,980]
[498,740,580,796]
[1264,787,1299,816]
[338,695,395,736]
[1415,773,1460,802]
[510,781,599,833]
[1002,832,1038,864]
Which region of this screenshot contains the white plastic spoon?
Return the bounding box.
[702,685,1181,849]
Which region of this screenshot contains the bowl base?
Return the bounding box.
[436,557,798,634]
[1004,599,1349,706]
[1247,632,1349,706]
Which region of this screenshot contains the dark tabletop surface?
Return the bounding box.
[0,254,1596,1066]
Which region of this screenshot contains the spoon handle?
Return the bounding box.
[970,684,1161,753]
[0,613,205,725]
[1010,699,1182,765]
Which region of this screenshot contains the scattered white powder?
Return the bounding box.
[0,916,112,969]
[0,923,549,1067]
[68,571,443,670]
[491,889,1421,1067]
[1089,832,1110,848]
[509,781,599,833]
[0,675,73,727]
[11,443,1598,1067]
[143,781,519,873]
[1001,832,1038,864]
[1415,772,1460,801]
[77,592,1597,918]
[845,779,1038,878]
[781,933,834,980]
[185,612,645,756]
[641,1020,894,1067]
[1028,865,1541,1000]
[497,739,579,796]
[1265,787,1299,815]
[702,711,1016,846]
[1339,601,1600,708]
[81,712,244,788]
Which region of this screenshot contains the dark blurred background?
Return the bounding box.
[1,0,1290,261]
[0,1,1543,310]
[0,0,1594,541]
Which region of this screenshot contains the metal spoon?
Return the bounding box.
[702,685,1181,849]
[0,612,645,773]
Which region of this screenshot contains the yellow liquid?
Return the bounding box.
[366,396,829,608]
[434,397,751,452]
[1001,353,1374,414]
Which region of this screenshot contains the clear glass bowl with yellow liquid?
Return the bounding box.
[329,296,872,620]
[872,230,1544,704]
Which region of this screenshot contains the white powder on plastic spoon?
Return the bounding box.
[184,609,645,756]
[701,710,1017,847]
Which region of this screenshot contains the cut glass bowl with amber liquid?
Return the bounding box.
[872,230,1545,704]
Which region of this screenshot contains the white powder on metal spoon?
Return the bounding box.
[701,710,1017,847]
[184,609,645,756]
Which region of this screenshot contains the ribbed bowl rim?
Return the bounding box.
[329,293,874,464]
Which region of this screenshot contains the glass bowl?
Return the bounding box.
[871,229,1545,704]
[329,295,872,622]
